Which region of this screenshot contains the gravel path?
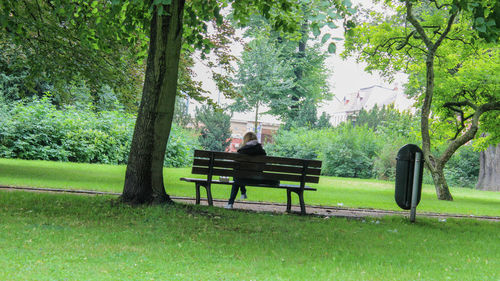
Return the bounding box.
[1,185,499,222]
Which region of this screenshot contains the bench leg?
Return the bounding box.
[195,183,201,205]
[286,189,292,212]
[206,184,213,206]
[298,190,306,215]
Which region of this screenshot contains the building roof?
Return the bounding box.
[331,85,414,114]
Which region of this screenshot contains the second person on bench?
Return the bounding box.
[225,131,276,209]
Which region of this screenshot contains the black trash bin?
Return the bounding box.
[395,144,424,210]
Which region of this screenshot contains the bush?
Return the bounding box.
[164,126,200,167]
[265,128,334,160]
[0,97,198,167]
[321,125,380,178]
[195,105,231,152]
[444,145,480,188]
[266,125,383,179]
[372,137,414,181]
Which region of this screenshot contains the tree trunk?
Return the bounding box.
[289,21,308,120]
[430,165,454,200]
[420,53,453,201]
[476,144,500,191]
[121,0,185,205]
[254,100,259,133]
[406,0,457,201]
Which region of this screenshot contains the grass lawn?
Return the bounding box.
[0,191,498,280]
[0,158,499,216]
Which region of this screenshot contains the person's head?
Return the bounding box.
[243,131,257,145]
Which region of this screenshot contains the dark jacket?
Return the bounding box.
[235,140,279,187]
[237,140,266,156]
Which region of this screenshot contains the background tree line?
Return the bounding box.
[1,0,498,202]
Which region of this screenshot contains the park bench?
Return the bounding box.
[180,149,322,214]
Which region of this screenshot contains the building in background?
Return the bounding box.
[329,85,414,126]
[227,119,280,152]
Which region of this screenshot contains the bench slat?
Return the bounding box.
[194,150,322,168]
[191,167,320,183]
[179,177,317,191]
[192,159,322,176]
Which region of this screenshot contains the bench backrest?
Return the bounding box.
[191,150,322,188]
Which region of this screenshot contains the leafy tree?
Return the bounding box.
[317,112,333,129]
[282,100,333,129]
[232,36,295,132]
[356,105,418,138]
[273,0,355,122]
[343,0,500,200]
[0,0,146,109]
[195,105,231,152]
[235,0,351,125]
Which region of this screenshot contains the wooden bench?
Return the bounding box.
[180,150,322,214]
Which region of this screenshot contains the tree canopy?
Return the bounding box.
[343,0,500,200]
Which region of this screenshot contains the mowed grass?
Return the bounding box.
[0,191,498,280]
[0,158,499,216]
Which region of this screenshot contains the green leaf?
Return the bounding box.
[476,25,486,33]
[312,24,321,37]
[321,33,331,44]
[486,19,496,27]
[327,22,337,29]
[328,42,336,54]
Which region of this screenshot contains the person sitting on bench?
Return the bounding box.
[225,131,277,209]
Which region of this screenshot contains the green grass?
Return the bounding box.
[0,191,498,280]
[1,158,499,216]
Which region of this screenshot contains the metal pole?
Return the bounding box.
[410,152,422,222]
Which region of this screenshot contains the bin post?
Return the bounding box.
[410,152,422,222]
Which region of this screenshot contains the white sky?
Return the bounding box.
[188,0,407,123]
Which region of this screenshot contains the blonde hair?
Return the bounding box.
[243,132,257,145]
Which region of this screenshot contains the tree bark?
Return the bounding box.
[405,1,457,201]
[476,144,500,191]
[430,164,454,200]
[121,0,185,204]
[254,100,259,133]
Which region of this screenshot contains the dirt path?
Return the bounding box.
[1,185,499,222]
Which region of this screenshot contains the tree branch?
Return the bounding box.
[405,0,432,48]
[433,10,458,51]
[429,0,453,10]
[439,100,500,164]
[396,30,416,50]
[443,100,476,140]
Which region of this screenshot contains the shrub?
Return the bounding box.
[267,125,382,179]
[321,125,380,178]
[195,105,231,152]
[444,145,480,188]
[372,137,413,181]
[0,97,198,167]
[265,128,334,160]
[164,126,200,167]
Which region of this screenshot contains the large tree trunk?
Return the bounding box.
[405,1,457,201]
[476,144,500,191]
[121,0,185,204]
[420,51,454,201]
[429,165,454,200]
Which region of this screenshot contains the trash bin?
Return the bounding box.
[395,144,424,210]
